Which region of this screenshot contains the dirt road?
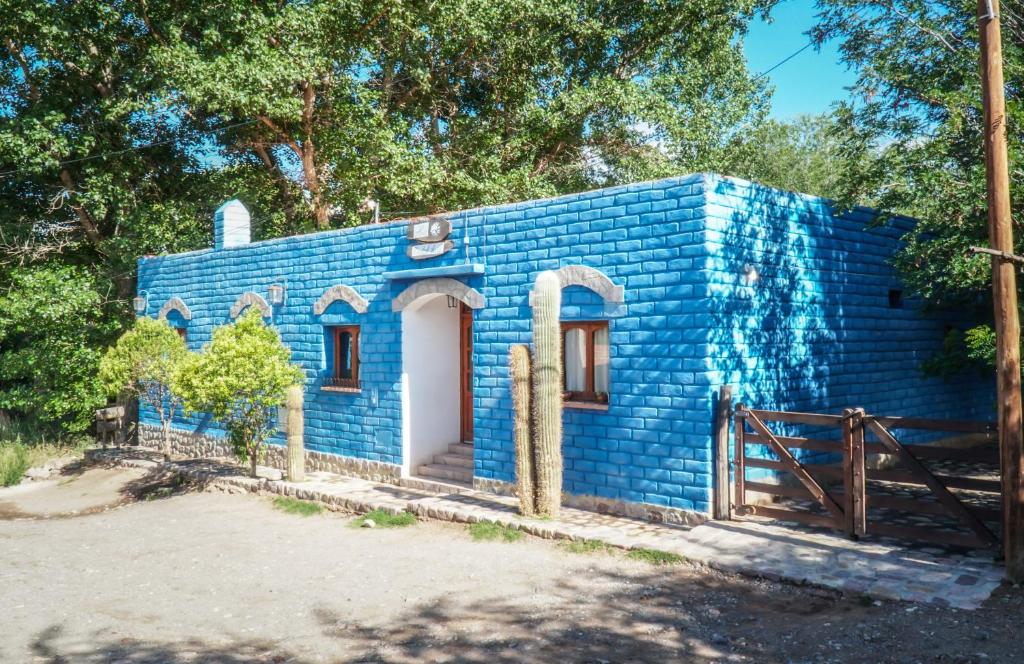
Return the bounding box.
[1,466,1021,663]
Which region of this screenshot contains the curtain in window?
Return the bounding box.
[338,331,352,378]
[594,326,609,393]
[565,328,587,392]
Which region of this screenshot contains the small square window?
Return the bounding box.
[561,321,609,404]
[326,326,360,390]
[888,289,903,309]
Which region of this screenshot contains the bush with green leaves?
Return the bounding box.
[0,265,119,434]
[922,325,1005,381]
[173,308,304,477]
[99,317,192,460]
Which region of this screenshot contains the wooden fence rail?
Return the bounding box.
[713,389,1001,550]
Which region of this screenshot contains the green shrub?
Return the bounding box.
[468,521,524,542]
[0,266,116,434]
[0,442,30,487]
[272,496,324,516]
[100,317,191,460]
[173,308,304,477]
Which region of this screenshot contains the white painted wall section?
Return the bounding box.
[400,294,460,475]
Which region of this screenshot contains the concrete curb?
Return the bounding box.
[100,452,603,543]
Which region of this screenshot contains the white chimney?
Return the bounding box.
[214,199,250,249]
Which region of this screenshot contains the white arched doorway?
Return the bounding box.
[400,293,461,478]
[397,281,483,484]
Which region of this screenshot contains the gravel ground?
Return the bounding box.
[1,466,1022,663]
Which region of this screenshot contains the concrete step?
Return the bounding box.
[433,452,473,468]
[448,442,474,458]
[418,463,473,484]
[399,475,474,495]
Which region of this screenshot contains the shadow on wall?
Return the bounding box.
[707,181,844,433]
[705,178,993,449]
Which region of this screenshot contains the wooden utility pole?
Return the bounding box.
[977,0,1024,579]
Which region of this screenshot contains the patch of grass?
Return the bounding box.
[468,521,524,542]
[0,442,30,487]
[0,417,89,488]
[24,439,89,468]
[272,496,324,516]
[626,548,686,566]
[560,539,615,555]
[352,508,417,528]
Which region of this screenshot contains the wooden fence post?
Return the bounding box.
[713,385,733,520]
[842,408,867,537]
[734,403,746,516]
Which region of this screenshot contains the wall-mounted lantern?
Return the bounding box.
[268,283,286,306]
[132,291,148,316]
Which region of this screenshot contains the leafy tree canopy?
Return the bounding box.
[0,264,118,432]
[812,0,1024,374]
[813,0,1023,311]
[152,0,775,226]
[726,113,853,200]
[99,316,191,458]
[1,0,793,434]
[99,317,190,398]
[173,308,303,476]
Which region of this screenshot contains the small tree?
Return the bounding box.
[99,317,191,460]
[173,308,304,477]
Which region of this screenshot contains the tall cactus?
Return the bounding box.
[510,343,536,515]
[531,270,563,517]
[286,384,305,482]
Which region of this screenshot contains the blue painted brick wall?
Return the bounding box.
[702,175,994,489]
[137,173,994,517]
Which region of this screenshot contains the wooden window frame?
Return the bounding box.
[561,321,609,404]
[327,325,360,391]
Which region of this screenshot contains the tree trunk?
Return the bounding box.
[58,168,105,250]
[301,81,329,229]
[252,142,301,231]
[302,148,329,229]
[250,449,258,478]
[256,110,329,229]
[161,418,172,462]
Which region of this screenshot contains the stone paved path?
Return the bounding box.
[93,449,1005,610]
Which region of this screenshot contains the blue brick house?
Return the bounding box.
[136,173,993,523]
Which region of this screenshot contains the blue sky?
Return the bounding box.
[744,0,858,120]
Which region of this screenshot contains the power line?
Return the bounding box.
[755,40,817,80]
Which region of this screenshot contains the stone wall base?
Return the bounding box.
[142,425,706,525]
[138,425,401,484]
[472,477,707,527]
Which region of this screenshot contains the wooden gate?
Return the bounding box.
[727,400,1000,550]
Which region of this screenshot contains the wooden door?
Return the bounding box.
[460,302,474,442]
